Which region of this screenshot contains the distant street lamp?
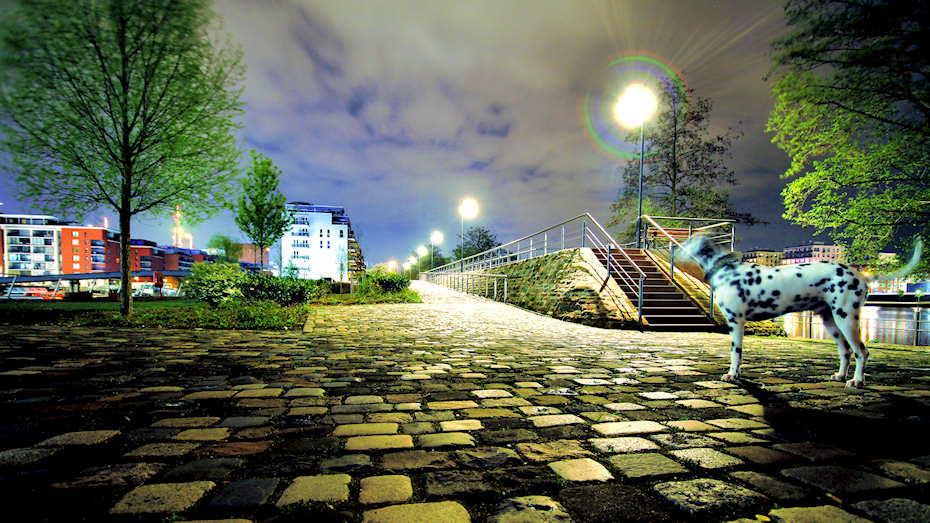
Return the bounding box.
[430,230,444,269]
[459,198,479,269]
[387,259,398,274]
[416,245,428,277]
[614,83,658,249]
[402,262,411,278]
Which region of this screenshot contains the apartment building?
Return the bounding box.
[61,225,120,274]
[740,249,783,267]
[280,202,364,281]
[782,241,845,265]
[0,214,65,276]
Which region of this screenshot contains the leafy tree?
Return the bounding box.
[767,0,929,271]
[609,85,758,242]
[336,245,348,282]
[234,151,292,273]
[452,226,502,260]
[207,234,243,262]
[0,0,245,315]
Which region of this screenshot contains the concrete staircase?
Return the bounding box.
[593,248,718,332]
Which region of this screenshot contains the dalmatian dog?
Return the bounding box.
[681,234,922,388]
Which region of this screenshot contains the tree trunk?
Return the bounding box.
[119,207,133,316]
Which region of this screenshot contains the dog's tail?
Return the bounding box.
[873,240,923,281]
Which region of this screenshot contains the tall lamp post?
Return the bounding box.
[613,83,658,249]
[430,230,444,270]
[415,245,428,278]
[459,198,479,270]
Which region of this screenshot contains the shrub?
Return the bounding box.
[239,273,327,305]
[184,262,245,306]
[361,267,410,294]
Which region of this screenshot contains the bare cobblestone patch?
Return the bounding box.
[110,481,215,515]
[654,478,766,517]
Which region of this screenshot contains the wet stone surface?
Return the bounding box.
[2,280,930,521]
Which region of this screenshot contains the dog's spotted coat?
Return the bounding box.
[682,234,921,388]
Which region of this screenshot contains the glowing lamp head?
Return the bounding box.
[431,230,444,245]
[613,83,658,129]
[407,256,417,265]
[416,245,428,257]
[459,198,479,220]
[387,260,398,272]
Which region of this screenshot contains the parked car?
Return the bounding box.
[2,286,48,299]
[133,284,157,297]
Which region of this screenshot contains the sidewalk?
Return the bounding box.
[1,281,929,521]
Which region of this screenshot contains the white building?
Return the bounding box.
[280,202,364,281]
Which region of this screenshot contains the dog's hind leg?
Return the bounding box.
[722,318,745,382]
[821,313,851,382]
[834,314,868,388]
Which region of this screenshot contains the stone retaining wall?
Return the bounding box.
[474,248,641,329]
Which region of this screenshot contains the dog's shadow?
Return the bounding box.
[736,379,930,457]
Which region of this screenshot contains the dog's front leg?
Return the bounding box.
[722,318,745,382]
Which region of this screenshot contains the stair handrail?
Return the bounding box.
[640,214,731,320]
[581,214,647,327]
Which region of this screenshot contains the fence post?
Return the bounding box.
[670,245,675,282]
[561,226,565,250]
[637,276,644,330]
[544,232,548,256]
[606,243,612,280]
[581,220,586,248]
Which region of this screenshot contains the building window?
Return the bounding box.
[72,231,79,237]
[340,230,344,238]
[72,239,79,245]
[73,263,80,269]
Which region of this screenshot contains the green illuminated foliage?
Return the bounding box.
[767,0,929,271]
[0,0,245,314]
[234,151,292,272]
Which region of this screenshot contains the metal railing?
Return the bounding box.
[424,213,647,324]
[638,215,735,321]
[422,272,509,302]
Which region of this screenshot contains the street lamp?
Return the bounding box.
[402,262,411,278]
[416,245,428,278]
[459,197,479,269]
[614,83,658,249]
[387,259,398,274]
[430,230,444,269]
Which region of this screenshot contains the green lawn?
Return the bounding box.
[0,291,422,330]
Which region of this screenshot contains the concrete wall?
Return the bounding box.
[473,248,642,329]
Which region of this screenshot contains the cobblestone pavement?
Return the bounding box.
[2,280,930,522]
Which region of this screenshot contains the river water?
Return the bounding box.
[779,306,930,346]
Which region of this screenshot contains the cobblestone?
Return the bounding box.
[2,280,930,521]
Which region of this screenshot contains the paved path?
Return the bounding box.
[1,281,930,522]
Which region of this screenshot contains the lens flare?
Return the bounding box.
[583,55,689,160]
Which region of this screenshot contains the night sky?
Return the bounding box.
[1,0,840,267]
